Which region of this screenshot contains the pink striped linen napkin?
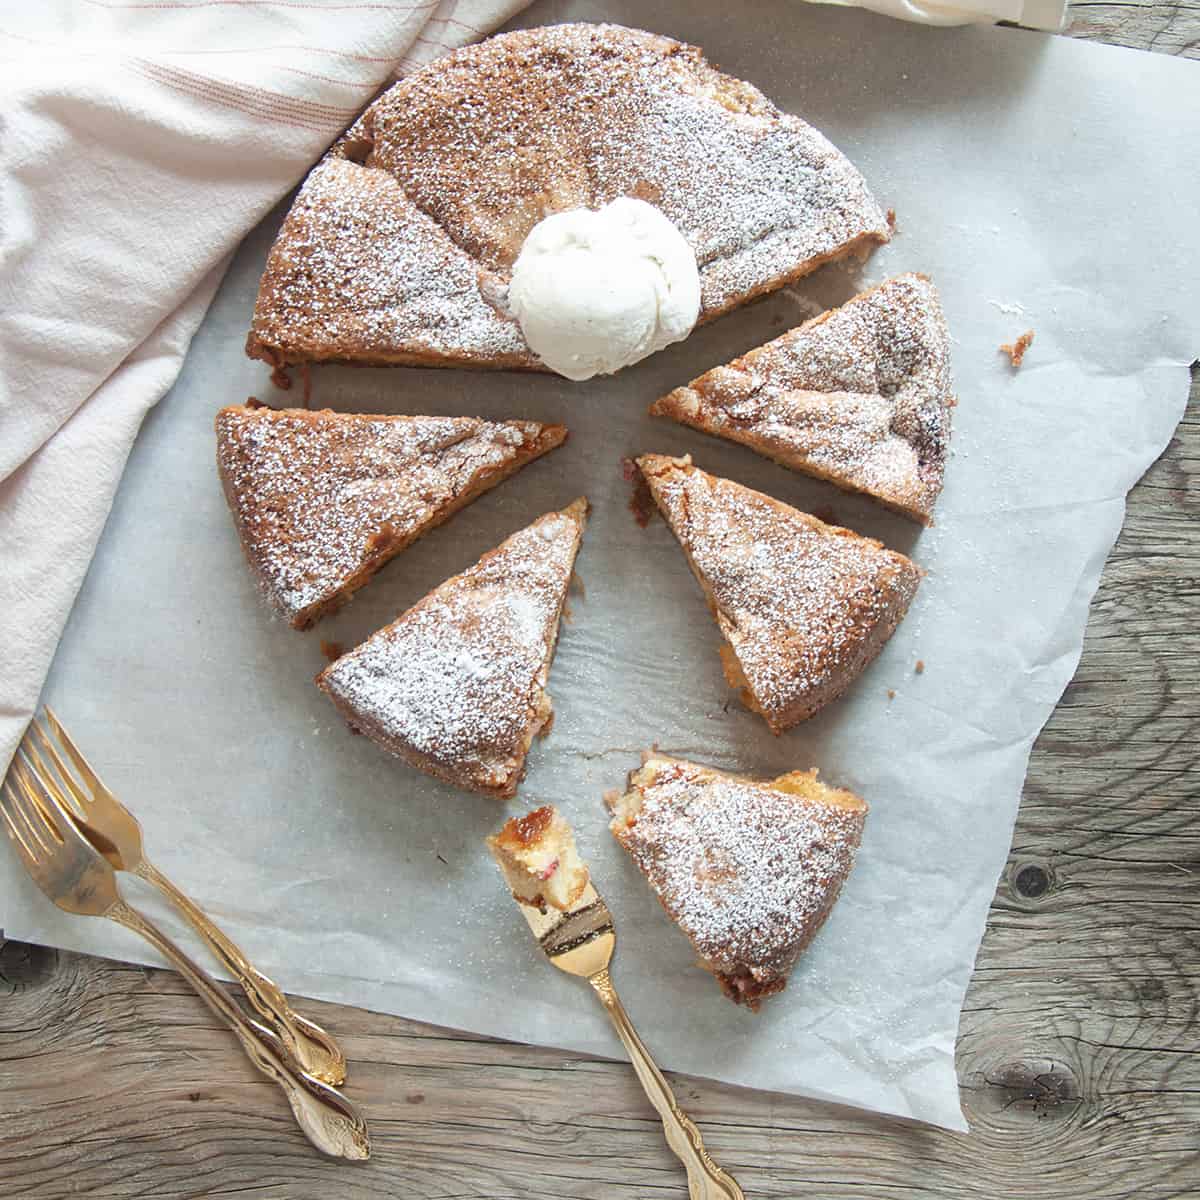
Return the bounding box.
[0,0,529,778]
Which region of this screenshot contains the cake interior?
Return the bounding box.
[487,805,588,911]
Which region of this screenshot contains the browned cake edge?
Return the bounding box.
[607,752,868,1009]
[635,453,921,734]
[245,332,549,374]
[650,273,942,525]
[215,405,568,630]
[314,498,588,799]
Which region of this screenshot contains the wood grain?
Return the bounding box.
[2,11,1198,1198]
[1065,0,1200,57]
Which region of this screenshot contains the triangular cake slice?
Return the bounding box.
[608,753,867,1009]
[316,499,587,799]
[637,455,920,732]
[247,23,890,373]
[216,405,566,628]
[651,274,953,524]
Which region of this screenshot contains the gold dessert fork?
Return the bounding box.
[509,882,745,1200]
[0,753,369,1160]
[23,708,346,1088]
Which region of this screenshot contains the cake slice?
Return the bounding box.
[651,274,954,524]
[316,499,587,798]
[216,405,566,628]
[608,753,867,1009]
[637,454,920,732]
[487,806,589,911]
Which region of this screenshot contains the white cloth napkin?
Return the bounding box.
[0,1,530,780]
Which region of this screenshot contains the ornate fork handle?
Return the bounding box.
[135,859,346,1086]
[589,969,744,1200]
[109,899,369,1160]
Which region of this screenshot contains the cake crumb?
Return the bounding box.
[886,207,897,232]
[887,689,896,699]
[915,660,925,675]
[320,640,345,662]
[623,457,655,527]
[1000,329,1034,367]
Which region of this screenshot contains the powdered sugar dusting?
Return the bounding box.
[653,274,954,523]
[639,456,921,731]
[250,23,889,367]
[316,503,586,797]
[215,406,563,624]
[249,158,532,367]
[611,755,866,1000]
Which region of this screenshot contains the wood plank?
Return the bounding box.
[2,9,1198,1196]
[1065,0,1200,57]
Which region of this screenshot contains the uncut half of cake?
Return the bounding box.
[608,754,867,1009]
[246,22,890,376]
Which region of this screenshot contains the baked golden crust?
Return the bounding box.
[215,405,566,628]
[608,753,867,1009]
[248,23,890,372]
[651,274,954,524]
[637,454,921,732]
[316,500,587,799]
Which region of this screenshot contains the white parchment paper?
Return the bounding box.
[3,2,1198,1132]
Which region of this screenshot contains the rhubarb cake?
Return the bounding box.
[316,499,587,798]
[487,805,589,911]
[215,405,565,628]
[246,23,890,374]
[651,274,954,524]
[608,753,867,1008]
[637,454,921,731]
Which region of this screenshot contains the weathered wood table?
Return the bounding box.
[2,8,1197,1197]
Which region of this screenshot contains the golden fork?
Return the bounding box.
[510,882,745,1200]
[23,708,346,1088]
[1,751,370,1160]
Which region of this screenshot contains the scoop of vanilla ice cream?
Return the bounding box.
[506,197,701,382]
